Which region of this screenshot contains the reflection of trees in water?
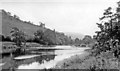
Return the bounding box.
[34,49,55,52]
[35,54,55,64]
[29,49,55,55]
[13,54,55,68]
[1,50,56,70]
[15,51,55,68]
[34,49,56,63]
[2,48,27,58]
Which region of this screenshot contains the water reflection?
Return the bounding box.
[16,54,56,69]
[1,49,56,69]
[18,54,56,69]
[17,47,88,69]
[1,46,89,70]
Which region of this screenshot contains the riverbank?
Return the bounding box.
[54,50,120,70]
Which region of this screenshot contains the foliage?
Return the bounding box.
[42,29,56,45]
[4,36,11,41]
[75,38,80,43]
[0,35,11,42]
[34,29,57,45]
[94,1,120,58]
[34,29,46,44]
[0,34,5,41]
[10,27,26,47]
[34,29,74,45]
[82,35,93,44]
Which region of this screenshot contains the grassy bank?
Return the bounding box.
[54,50,120,70]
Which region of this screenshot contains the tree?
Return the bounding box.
[94,1,120,58]
[42,29,56,45]
[34,29,45,44]
[34,29,57,45]
[75,38,80,44]
[10,27,26,47]
[34,30,44,39]
[82,35,93,45]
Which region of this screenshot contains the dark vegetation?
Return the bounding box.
[0,35,11,42]
[93,1,120,58]
[90,1,120,70]
[74,35,95,47]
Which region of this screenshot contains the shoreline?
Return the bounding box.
[53,51,90,69]
[53,50,120,70]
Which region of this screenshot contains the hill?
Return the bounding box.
[1,10,45,37]
[0,9,73,45]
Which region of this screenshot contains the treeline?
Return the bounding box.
[92,1,120,58]
[0,27,73,46]
[73,35,95,47]
[1,28,94,47]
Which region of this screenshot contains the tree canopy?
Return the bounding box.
[10,27,26,47]
[94,1,120,58]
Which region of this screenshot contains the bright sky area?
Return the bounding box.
[0,0,119,36]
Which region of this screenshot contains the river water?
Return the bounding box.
[1,46,89,70]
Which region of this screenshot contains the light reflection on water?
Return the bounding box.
[1,46,89,69]
[17,46,89,69]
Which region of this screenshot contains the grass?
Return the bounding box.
[54,52,90,69]
[54,51,120,70]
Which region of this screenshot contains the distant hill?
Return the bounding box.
[64,32,84,40]
[0,9,73,45]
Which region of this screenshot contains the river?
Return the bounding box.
[1,45,90,70]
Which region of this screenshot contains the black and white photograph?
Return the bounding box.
[0,0,120,71]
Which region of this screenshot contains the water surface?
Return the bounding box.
[1,46,89,69]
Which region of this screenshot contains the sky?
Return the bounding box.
[0,0,119,36]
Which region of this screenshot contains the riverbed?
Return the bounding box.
[1,45,90,70]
